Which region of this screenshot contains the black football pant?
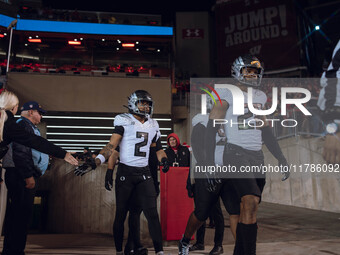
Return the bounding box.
[113,163,163,253]
[195,198,224,247]
[2,168,36,255]
[124,197,143,252]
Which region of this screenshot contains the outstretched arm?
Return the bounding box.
[74,133,122,176]
[95,133,122,166]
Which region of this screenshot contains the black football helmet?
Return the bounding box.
[127,90,154,117]
[231,54,264,87]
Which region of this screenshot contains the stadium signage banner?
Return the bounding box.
[215,0,300,75]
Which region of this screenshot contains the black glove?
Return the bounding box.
[154,181,160,197]
[186,184,195,198]
[105,168,114,191]
[74,157,97,176]
[204,172,222,193]
[161,157,170,173]
[278,155,290,181]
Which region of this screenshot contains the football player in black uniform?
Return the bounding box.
[75,90,170,255]
[318,39,340,163]
[178,55,289,255]
[104,145,159,255]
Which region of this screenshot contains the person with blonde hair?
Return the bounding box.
[0,91,78,255]
[0,91,77,165]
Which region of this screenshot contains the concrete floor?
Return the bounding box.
[1,202,340,255]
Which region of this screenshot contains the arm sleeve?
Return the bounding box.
[154,137,162,151]
[112,126,124,136]
[262,126,285,160]
[12,121,36,178]
[204,119,218,165]
[148,147,159,192]
[191,123,206,165]
[4,120,66,159]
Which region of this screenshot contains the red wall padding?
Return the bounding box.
[160,167,194,241]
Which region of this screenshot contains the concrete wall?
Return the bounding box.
[38,159,153,237]
[7,73,171,114]
[13,136,337,236]
[262,136,340,213]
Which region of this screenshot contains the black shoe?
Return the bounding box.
[209,245,223,255]
[124,249,134,255]
[135,247,148,255]
[189,243,205,251]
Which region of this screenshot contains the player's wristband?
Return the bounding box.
[96,154,106,165]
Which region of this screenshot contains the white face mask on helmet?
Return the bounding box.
[127,90,154,118]
[231,55,264,87]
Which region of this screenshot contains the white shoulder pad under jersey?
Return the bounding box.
[114,113,135,127]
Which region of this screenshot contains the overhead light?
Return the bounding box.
[122,43,135,48]
[157,49,161,52]
[24,44,28,46]
[28,36,32,39]
[35,35,39,38]
[315,25,320,30]
[47,132,112,136]
[49,139,110,142]
[102,38,105,41]
[80,38,83,40]
[136,41,139,44]
[117,39,121,43]
[136,48,139,51]
[15,115,171,121]
[116,48,120,50]
[74,39,78,41]
[28,38,41,43]
[68,41,81,45]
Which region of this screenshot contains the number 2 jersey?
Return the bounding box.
[114,113,161,167]
[215,87,267,151]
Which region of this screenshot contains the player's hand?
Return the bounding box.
[323,133,340,164]
[25,176,35,189]
[74,158,97,176]
[105,168,114,191]
[278,156,290,181]
[204,172,222,193]
[64,152,79,166]
[161,157,170,173]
